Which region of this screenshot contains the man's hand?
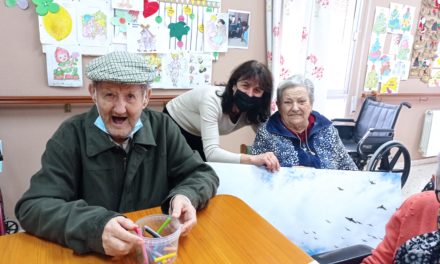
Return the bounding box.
[102,216,143,256]
[170,194,197,236]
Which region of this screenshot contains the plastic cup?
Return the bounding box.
[135,214,181,264]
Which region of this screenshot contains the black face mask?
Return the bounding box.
[234,89,262,112]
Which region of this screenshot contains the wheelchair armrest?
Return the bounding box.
[357,128,394,155]
[311,244,373,264]
[331,118,356,123]
[367,128,394,134]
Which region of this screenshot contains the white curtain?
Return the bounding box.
[266,0,358,116]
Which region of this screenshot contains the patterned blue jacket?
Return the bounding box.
[251,111,358,170]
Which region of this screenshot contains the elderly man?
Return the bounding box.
[15,51,219,257]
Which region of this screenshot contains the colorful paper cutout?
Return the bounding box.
[32,0,60,16]
[42,5,72,41]
[6,0,29,9]
[112,9,133,33]
[168,21,190,41]
[143,0,159,18]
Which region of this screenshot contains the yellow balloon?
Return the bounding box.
[43,6,72,41]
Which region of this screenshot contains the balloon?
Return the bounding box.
[42,5,72,41]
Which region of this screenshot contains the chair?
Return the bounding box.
[240,144,250,154]
[0,150,18,235]
[311,244,373,264]
[332,97,411,187]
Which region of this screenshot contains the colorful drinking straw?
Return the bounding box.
[156,216,172,235]
[154,252,177,263]
[134,227,149,264]
[144,225,162,238]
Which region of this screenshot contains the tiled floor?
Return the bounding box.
[401,159,438,200]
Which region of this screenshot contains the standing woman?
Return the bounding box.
[164,60,280,171]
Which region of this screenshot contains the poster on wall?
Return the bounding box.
[45,45,83,87]
[228,9,250,49]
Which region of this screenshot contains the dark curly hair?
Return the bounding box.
[216,60,273,124]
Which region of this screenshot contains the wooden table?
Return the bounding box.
[0,195,313,263]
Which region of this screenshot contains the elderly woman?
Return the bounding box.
[251,75,357,170]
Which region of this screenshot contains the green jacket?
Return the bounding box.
[15,106,219,255]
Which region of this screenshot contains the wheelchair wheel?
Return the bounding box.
[5,220,18,234]
[366,140,411,188]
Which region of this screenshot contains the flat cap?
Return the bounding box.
[86,51,153,84]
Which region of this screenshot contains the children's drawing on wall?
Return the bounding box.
[367,34,386,63]
[380,75,400,94]
[227,9,250,49]
[428,68,440,87]
[77,2,112,50]
[388,34,402,55]
[134,1,220,52]
[127,13,168,53]
[387,3,403,34]
[396,34,413,61]
[167,8,191,50]
[143,53,163,86]
[112,9,139,43]
[127,22,157,52]
[111,0,143,11]
[379,54,394,79]
[160,52,189,88]
[38,1,77,45]
[45,45,83,87]
[400,5,415,33]
[364,62,380,92]
[393,60,410,81]
[372,6,389,35]
[189,53,213,87]
[204,12,228,52]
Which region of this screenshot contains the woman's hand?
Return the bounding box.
[241,152,280,172]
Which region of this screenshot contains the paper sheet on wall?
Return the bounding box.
[38,1,78,45]
[189,53,212,87]
[203,12,228,52]
[111,0,143,11]
[45,45,83,87]
[126,16,169,53]
[77,1,113,52]
[143,52,212,88]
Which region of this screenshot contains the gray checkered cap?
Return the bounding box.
[86,51,153,84]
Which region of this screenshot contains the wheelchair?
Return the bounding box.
[332,97,412,188]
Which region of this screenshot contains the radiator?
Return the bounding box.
[420,110,440,157]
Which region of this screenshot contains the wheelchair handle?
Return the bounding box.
[401,102,412,108]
